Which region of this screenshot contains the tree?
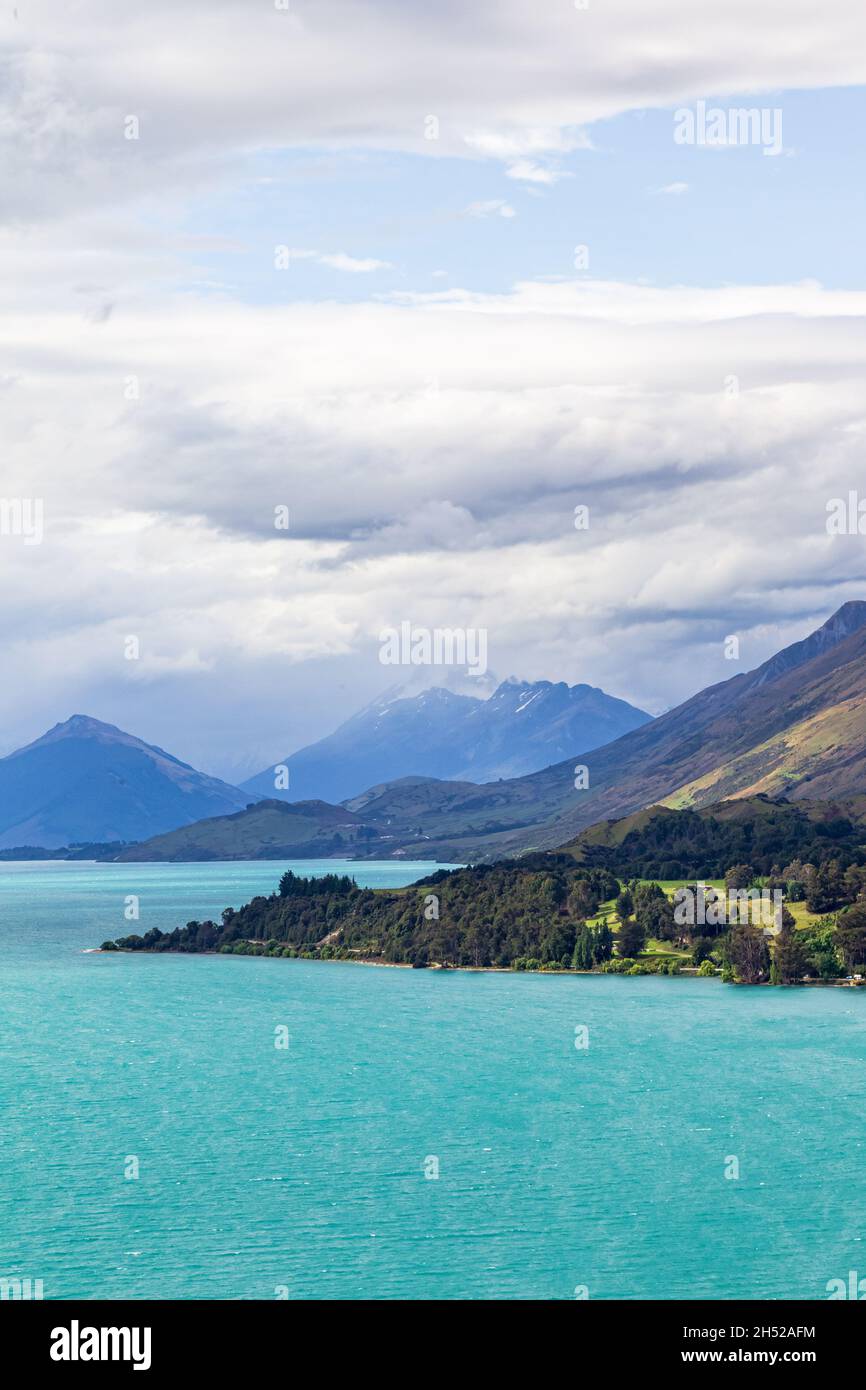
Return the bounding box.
[568,879,600,919]
[844,864,866,904]
[540,918,576,965]
[615,889,634,923]
[799,919,843,979]
[617,917,647,959]
[835,904,866,972]
[691,936,715,966]
[572,924,595,971]
[464,924,485,969]
[770,921,807,985]
[642,896,677,942]
[725,864,755,891]
[632,882,674,940]
[763,872,787,897]
[676,883,726,938]
[806,859,845,914]
[593,922,614,962]
[632,881,665,913]
[724,923,769,984]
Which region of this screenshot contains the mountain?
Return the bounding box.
[345,601,866,860]
[114,798,390,862]
[0,715,257,849]
[241,679,650,804]
[51,600,866,865]
[243,688,476,804]
[114,778,477,863]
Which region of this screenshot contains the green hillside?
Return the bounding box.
[115,798,387,861]
[562,795,866,879]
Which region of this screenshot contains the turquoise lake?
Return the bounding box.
[2,858,866,1301]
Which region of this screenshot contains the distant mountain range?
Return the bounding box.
[8,603,866,860]
[241,679,650,804]
[0,715,256,850]
[345,600,866,861]
[0,675,645,852]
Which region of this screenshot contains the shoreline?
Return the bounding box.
[89,947,866,986]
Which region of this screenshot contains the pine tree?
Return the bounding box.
[836,903,866,972]
[572,924,595,971]
[593,922,614,962]
[771,920,807,985]
[615,889,634,923]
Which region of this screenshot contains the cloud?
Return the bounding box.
[504,160,568,185]
[2,1,865,771]
[463,199,516,218]
[463,127,593,184]
[4,271,866,771]
[655,181,689,194]
[289,248,393,273]
[3,1,866,219]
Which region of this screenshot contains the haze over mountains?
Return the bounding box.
[241,679,650,804]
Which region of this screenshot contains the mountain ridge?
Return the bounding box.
[12,602,866,861]
[114,797,388,862]
[347,601,866,859]
[0,715,258,849]
[241,676,650,803]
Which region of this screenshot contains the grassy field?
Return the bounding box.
[585,879,834,957]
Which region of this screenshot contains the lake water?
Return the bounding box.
[2,858,865,1301]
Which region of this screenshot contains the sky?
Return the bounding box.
[3,0,866,783]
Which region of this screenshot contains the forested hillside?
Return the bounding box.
[103,843,866,986]
[564,795,866,879]
[106,857,619,968]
